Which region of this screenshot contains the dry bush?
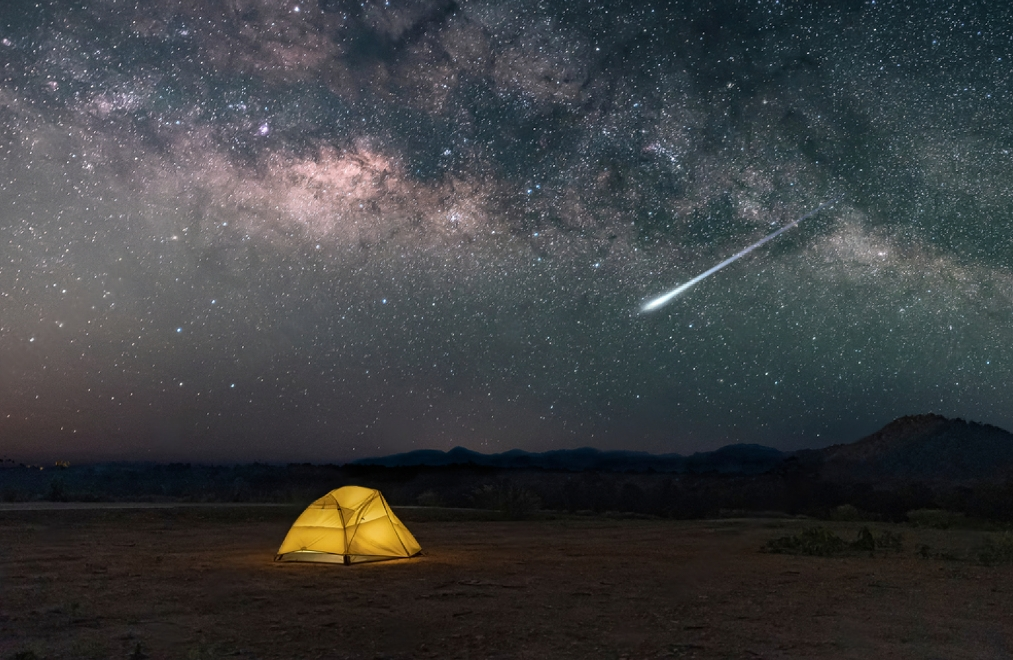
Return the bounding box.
[906,508,967,529]
[764,525,903,556]
[976,532,1013,565]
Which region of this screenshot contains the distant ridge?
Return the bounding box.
[821,413,1013,482]
[350,444,787,475]
[353,414,1013,482]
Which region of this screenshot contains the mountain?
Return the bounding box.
[349,443,787,475]
[821,413,1013,483]
[353,414,1013,483]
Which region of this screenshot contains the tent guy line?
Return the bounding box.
[640,197,842,313]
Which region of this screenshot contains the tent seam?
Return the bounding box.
[382,496,411,556]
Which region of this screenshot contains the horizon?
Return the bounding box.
[0,439,783,467]
[0,438,833,468]
[6,410,1008,466]
[4,2,1013,463]
[0,413,901,465]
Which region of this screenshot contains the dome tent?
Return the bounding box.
[276,486,421,564]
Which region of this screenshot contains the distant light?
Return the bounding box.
[176,327,182,333]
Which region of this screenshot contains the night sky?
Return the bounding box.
[3,0,1013,463]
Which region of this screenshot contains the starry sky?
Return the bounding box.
[2,0,1012,463]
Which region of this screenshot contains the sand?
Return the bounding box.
[1,505,1012,659]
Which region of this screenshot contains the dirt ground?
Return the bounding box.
[1,505,1012,659]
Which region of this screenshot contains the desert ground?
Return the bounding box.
[1,504,1012,659]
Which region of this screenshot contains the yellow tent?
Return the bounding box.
[275,486,421,564]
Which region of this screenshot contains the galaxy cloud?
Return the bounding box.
[2,0,1012,461]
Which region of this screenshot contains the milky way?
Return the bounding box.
[2,0,1013,462]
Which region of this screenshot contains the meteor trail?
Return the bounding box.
[641,198,839,313]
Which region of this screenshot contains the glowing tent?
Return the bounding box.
[276,486,422,564]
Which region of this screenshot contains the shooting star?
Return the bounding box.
[641,198,840,313]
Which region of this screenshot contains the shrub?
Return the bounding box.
[470,484,541,520]
[852,526,876,553]
[917,544,959,561]
[415,489,444,507]
[830,504,862,521]
[764,526,902,556]
[501,487,542,520]
[46,477,67,502]
[10,651,41,660]
[619,482,647,514]
[2,485,26,502]
[764,526,848,556]
[874,529,904,552]
[907,508,966,529]
[976,532,1013,566]
[230,477,251,502]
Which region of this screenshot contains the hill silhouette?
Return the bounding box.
[820,413,1013,483]
[350,444,786,475]
[354,414,1013,484]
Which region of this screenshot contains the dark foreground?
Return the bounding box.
[1,506,1012,659]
